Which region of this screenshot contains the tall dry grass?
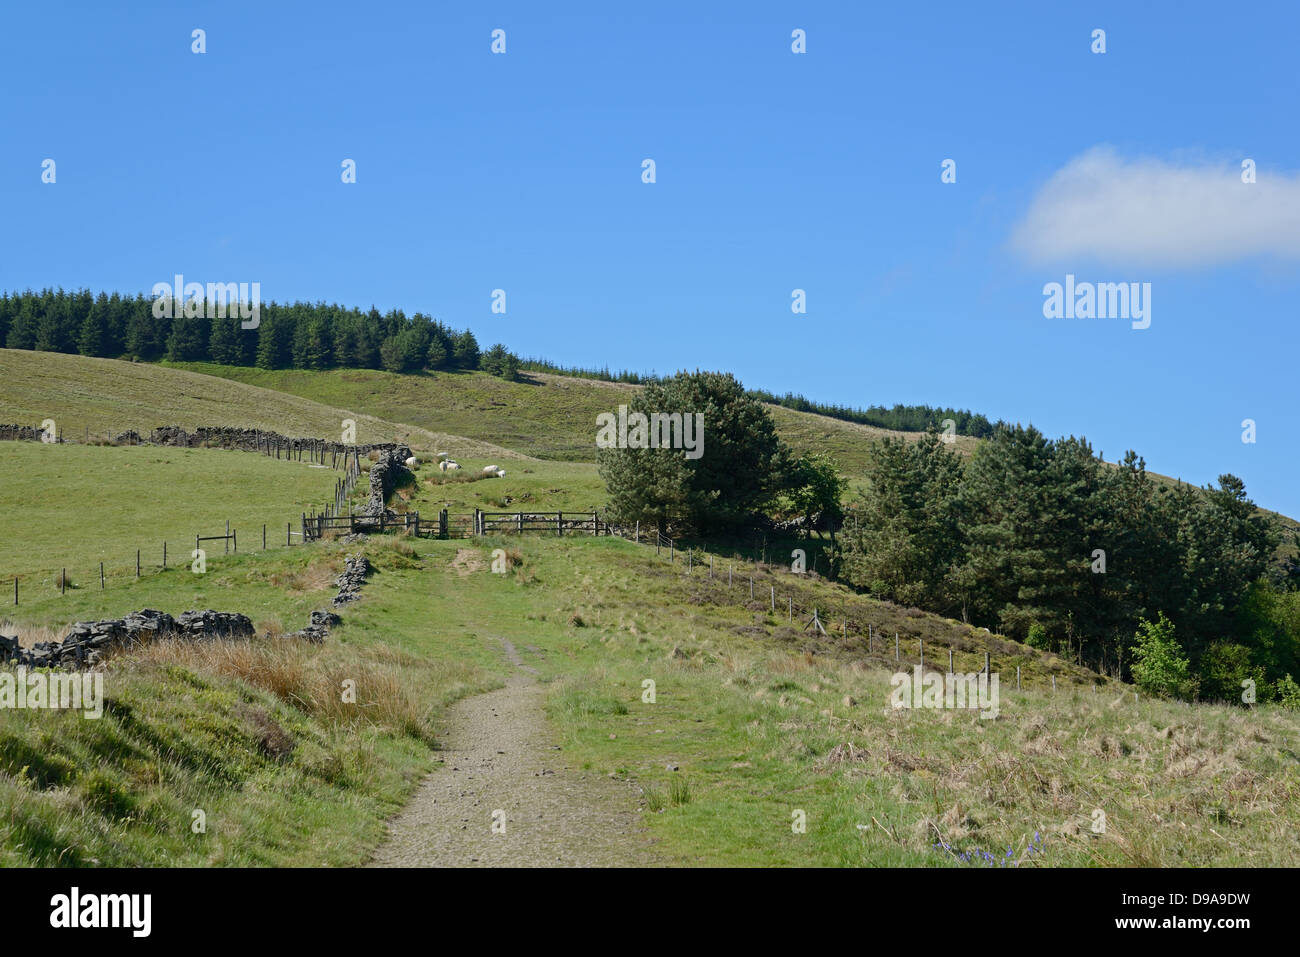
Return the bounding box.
[132,637,432,740]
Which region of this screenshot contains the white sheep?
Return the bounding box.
[482,465,499,474]
[445,461,461,471]
[404,456,419,469]
[495,468,506,478]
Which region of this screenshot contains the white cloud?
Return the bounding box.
[1008,147,1300,267]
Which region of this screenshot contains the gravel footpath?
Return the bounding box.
[368,640,654,867]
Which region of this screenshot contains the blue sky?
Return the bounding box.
[3,1,1297,517]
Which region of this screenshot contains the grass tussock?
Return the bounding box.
[0,620,67,649]
[133,637,435,741]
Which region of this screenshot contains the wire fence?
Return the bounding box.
[598,524,1094,695]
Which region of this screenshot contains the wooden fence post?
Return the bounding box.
[62,568,66,595]
[985,652,990,675]
[749,577,754,599]
[770,584,774,611]
[635,520,639,543]
[163,542,167,568]
[137,550,141,578]
[948,648,953,674]
[788,597,792,622]
[1016,665,1021,690]
[100,562,104,589]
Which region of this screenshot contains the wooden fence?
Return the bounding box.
[300,508,621,542]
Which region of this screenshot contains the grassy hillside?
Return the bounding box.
[167,362,983,478]
[507,536,1299,866]
[0,537,499,865]
[4,521,1296,866]
[5,352,1287,524]
[168,363,631,461]
[0,349,524,461]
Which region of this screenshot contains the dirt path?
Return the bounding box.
[368,638,654,867]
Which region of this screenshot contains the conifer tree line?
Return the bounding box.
[838,428,1300,703]
[0,288,519,379]
[744,388,1000,438]
[1,288,991,436]
[520,358,999,437]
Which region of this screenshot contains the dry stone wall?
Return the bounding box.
[0,425,52,442]
[357,448,414,526]
[148,426,405,459]
[0,609,255,669]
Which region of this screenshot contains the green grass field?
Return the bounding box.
[0,442,343,584]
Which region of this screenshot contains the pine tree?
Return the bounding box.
[479,343,520,379]
[839,433,962,610]
[452,330,480,369]
[77,299,108,356]
[255,311,290,369]
[333,315,360,368]
[424,335,447,370]
[5,298,37,350]
[208,313,241,364]
[165,312,210,361]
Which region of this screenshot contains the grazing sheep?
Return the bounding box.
[445,461,461,471]
[482,465,499,474]
[404,456,419,468]
[495,468,506,478]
